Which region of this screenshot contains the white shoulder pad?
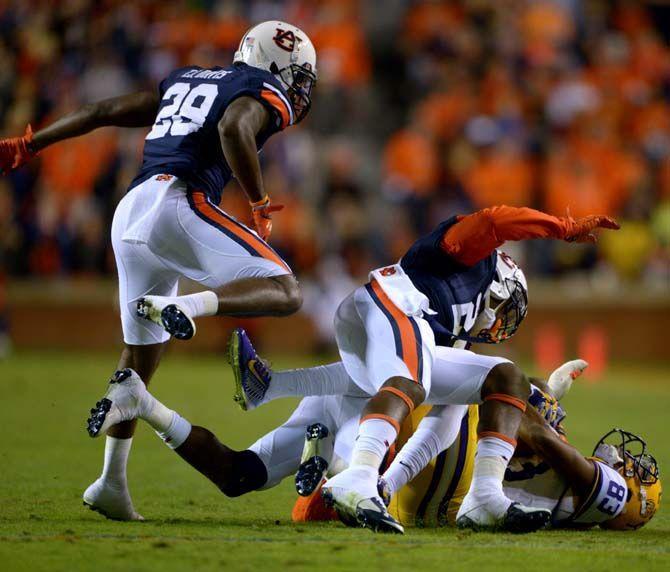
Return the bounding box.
[369,264,435,317]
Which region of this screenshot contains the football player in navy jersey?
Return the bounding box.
[0,21,316,520]
[230,205,620,533]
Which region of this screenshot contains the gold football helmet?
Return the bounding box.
[594,428,661,531]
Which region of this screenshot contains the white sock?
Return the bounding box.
[350,418,398,470]
[383,405,465,493]
[155,412,192,450]
[264,362,361,402]
[137,391,192,450]
[467,436,515,517]
[165,291,218,318]
[477,436,515,461]
[383,425,442,493]
[100,437,132,487]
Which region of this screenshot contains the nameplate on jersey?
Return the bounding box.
[369,264,436,318]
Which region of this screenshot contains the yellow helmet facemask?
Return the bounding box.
[594,428,662,531]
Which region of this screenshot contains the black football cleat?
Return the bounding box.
[355,497,404,534]
[295,423,332,496]
[500,503,551,533]
[321,488,404,534]
[456,502,551,533]
[86,398,112,438]
[136,298,195,340]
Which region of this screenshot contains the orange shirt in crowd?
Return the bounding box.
[521,1,574,66]
[462,150,534,209]
[383,128,439,198]
[629,100,670,146]
[154,13,247,52]
[403,1,463,48]
[417,89,473,141]
[545,137,643,217]
[311,19,370,87]
[40,130,117,200]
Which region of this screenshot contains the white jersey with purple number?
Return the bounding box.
[503,457,627,528]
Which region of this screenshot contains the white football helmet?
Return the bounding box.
[475,250,529,343]
[234,21,317,123]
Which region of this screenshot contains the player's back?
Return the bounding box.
[131,63,293,205]
[400,218,497,344]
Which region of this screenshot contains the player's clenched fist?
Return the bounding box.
[250,195,284,241]
[563,214,620,243]
[0,125,37,174]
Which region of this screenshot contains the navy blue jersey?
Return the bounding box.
[400,217,497,345]
[130,63,293,204]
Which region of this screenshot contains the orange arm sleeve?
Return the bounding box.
[441,205,571,266]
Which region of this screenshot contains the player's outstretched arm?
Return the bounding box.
[441,205,620,266]
[0,91,159,174]
[219,97,282,241]
[518,406,596,497]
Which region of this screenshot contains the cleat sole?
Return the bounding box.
[295,423,332,496]
[502,508,551,534]
[83,500,118,521]
[87,398,112,437]
[356,506,405,534]
[160,305,195,340]
[295,456,329,497]
[456,506,551,534]
[227,330,248,411]
[83,500,143,522]
[306,422,329,441]
[321,489,362,529]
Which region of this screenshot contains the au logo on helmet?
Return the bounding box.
[273,28,301,52]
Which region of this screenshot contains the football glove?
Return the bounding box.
[250,194,284,241]
[528,387,566,429]
[563,213,620,243]
[547,359,588,400]
[0,125,37,174]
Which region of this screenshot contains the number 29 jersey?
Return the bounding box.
[130,63,294,205]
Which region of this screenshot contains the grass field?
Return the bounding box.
[1,350,669,571]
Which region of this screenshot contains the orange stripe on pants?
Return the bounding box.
[370,279,421,383]
[190,191,290,271]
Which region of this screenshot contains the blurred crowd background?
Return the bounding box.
[1,0,670,350]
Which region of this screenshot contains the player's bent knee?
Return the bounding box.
[274,274,303,315]
[218,450,268,497]
[382,376,426,409]
[482,362,529,400]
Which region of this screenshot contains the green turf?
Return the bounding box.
[1,351,669,571]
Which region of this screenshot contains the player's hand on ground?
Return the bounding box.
[250,195,284,241]
[564,214,620,243]
[0,125,37,174]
